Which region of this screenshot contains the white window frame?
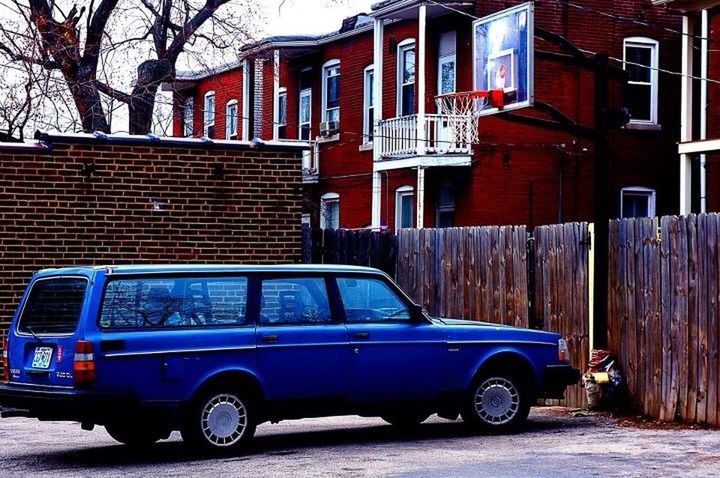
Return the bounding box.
[203,90,215,137]
[225,99,238,139]
[397,39,416,117]
[299,87,312,140]
[363,65,374,144]
[395,185,415,233]
[623,37,659,125]
[620,186,656,218]
[320,192,340,230]
[277,87,287,139]
[322,59,341,123]
[437,31,457,99]
[182,97,193,137]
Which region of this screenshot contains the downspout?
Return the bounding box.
[700,10,708,213]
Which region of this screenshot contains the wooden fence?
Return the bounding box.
[301,225,396,276]
[534,223,590,408]
[609,214,720,425]
[303,215,720,421]
[395,227,530,327]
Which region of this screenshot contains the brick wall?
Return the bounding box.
[0,135,304,356]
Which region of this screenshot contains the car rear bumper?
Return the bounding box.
[0,382,161,424]
[542,364,581,399]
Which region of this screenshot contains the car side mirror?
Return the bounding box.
[409,304,425,322]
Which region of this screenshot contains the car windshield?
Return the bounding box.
[17,277,88,335]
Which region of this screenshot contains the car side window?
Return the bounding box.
[259,277,332,325]
[100,277,248,329]
[336,277,411,323]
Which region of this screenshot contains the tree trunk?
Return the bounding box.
[128,59,174,135]
[68,77,110,133]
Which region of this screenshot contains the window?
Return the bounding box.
[363,65,374,143]
[397,39,416,116]
[277,88,287,139]
[437,31,457,97]
[100,277,249,329]
[395,186,414,232]
[299,68,312,140]
[621,187,656,218]
[320,192,340,230]
[203,91,215,138]
[181,97,193,137]
[624,37,659,125]
[225,100,238,139]
[337,277,411,323]
[18,278,87,335]
[322,60,340,123]
[436,181,456,228]
[259,277,331,325]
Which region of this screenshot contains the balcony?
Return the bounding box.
[377,114,473,161]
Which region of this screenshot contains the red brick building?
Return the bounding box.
[170,0,688,231]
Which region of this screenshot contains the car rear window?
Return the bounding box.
[100,277,249,329]
[18,277,88,335]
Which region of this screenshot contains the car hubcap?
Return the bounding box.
[474,377,520,425]
[201,394,247,447]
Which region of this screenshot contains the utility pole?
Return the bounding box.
[593,53,610,349]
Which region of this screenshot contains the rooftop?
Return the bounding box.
[34,264,384,277]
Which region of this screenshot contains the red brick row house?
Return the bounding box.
[169,0,689,231]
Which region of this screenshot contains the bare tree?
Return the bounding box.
[1,0,261,135]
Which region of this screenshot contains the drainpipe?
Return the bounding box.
[371,17,385,229]
[700,10,708,213]
[679,15,694,215]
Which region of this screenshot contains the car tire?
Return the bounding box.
[105,422,166,447]
[381,411,431,429]
[461,372,531,432]
[181,389,256,452]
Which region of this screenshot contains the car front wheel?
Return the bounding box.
[461,374,530,431]
[182,390,256,451]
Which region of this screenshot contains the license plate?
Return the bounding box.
[32,347,53,369]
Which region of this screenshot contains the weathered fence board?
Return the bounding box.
[395,227,530,327]
[610,214,720,426]
[534,223,590,409]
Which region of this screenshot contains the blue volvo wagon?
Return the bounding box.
[0,265,579,451]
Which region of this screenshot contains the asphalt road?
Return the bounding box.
[1,407,719,477]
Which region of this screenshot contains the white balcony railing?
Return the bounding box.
[377,114,473,159]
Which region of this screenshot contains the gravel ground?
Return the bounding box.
[1,407,719,477]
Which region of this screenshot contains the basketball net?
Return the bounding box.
[435,90,504,145]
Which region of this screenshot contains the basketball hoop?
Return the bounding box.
[435,89,504,144]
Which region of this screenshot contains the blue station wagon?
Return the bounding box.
[0,265,579,451]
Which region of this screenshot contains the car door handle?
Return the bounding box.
[100,340,126,352]
[352,332,370,340]
[261,335,279,344]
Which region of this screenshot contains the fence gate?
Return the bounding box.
[534,222,591,408]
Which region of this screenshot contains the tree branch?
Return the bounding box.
[95,80,131,103]
[166,0,231,61]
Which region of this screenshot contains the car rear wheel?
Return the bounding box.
[381,411,431,429]
[461,373,530,432]
[105,422,167,447]
[181,389,256,451]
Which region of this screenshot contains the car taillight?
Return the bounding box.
[1,338,9,383]
[74,340,96,385]
[558,338,570,362]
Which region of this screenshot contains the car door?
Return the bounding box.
[336,275,445,403]
[254,275,350,400]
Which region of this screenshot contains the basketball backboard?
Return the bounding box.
[473,2,534,116]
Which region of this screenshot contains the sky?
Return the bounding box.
[264,0,375,36]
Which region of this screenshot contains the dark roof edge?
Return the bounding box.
[30,131,310,153]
